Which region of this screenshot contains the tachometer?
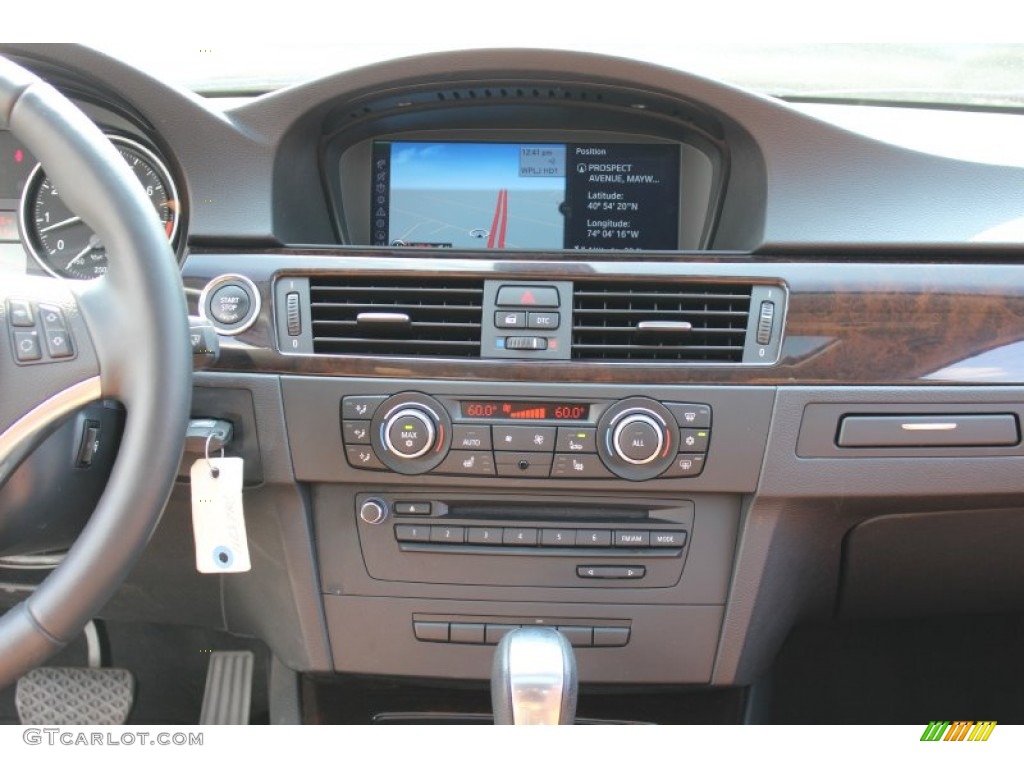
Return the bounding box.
[19,135,180,279]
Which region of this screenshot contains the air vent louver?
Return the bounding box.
[572,282,752,362]
[310,276,484,357]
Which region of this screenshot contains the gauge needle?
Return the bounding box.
[38,215,82,234]
[65,243,95,269]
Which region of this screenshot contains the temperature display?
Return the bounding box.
[461,401,590,421]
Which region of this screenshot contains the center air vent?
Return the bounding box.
[572,281,754,362]
[310,276,484,357]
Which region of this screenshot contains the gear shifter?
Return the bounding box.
[491,627,578,725]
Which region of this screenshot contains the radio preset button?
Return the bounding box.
[540,529,576,547]
[502,528,539,546]
[430,526,466,544]
[575,530,612,548]
[395,524,431,542]
[468,527,504,545]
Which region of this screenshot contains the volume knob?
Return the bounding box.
[612,412,665,465]
[383,408,437,459]
[359,498,389,525]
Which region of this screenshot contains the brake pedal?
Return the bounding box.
[199,651,254,724]
[16,667,135,725]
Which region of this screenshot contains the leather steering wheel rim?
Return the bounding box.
[0,56,191,688]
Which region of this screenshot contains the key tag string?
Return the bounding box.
[205,432,225,479]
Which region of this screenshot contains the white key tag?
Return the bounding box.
[190,449,251,574]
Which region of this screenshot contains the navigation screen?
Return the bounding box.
[370,141,680,250]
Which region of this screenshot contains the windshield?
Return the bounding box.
[93,42,1024,110]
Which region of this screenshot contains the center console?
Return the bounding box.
[280,375,775,684]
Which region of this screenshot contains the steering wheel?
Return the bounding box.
[0,57,191,688]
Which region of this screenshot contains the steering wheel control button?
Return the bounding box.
[452,424,492,451]
[496,285,559,307]
[8,299,34,327]
[678,428,710,452]
[13,330,42,362]
[614,531,651,548]
[493,425,556,452]
[44,329,73,358]
[613,413,664,464]
[495,311,526,328]
[199,274,261,335]
[342,395,386,420]
[37,305,66,331]
[575,530,613,548]
[665,403,712,430]
[384,408,435,459]
[663,453,706,478]
[556,427,597,453]
[358,498,389,525]
[552,453,614,479]
[467,527,503,545]
[576,565,646,580]
[395,524,431,542]
[430,525,465,544]
[651,530,688,548]
[345,445,387,471]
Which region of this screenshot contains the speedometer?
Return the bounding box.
[19,135,180,279]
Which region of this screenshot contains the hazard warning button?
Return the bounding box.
[495,285,560,308]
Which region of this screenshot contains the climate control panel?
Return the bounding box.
[341,392,710,481]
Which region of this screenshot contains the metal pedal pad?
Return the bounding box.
[199,650,254,724]
[16,667,135,725]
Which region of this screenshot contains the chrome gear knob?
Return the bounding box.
[491,626,578,725]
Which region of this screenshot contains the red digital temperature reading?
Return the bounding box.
[461,401,589,421]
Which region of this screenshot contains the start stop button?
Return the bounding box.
[199,274,261,335]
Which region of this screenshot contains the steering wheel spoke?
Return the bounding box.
[0,54,191,685]
[0,274,102,485]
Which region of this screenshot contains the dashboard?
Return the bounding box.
[3,43,1024,722]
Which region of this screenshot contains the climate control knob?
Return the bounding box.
[370,393,452,475]
[612,412,665,465]
[384,408,436,459]
[597,398,678,481]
